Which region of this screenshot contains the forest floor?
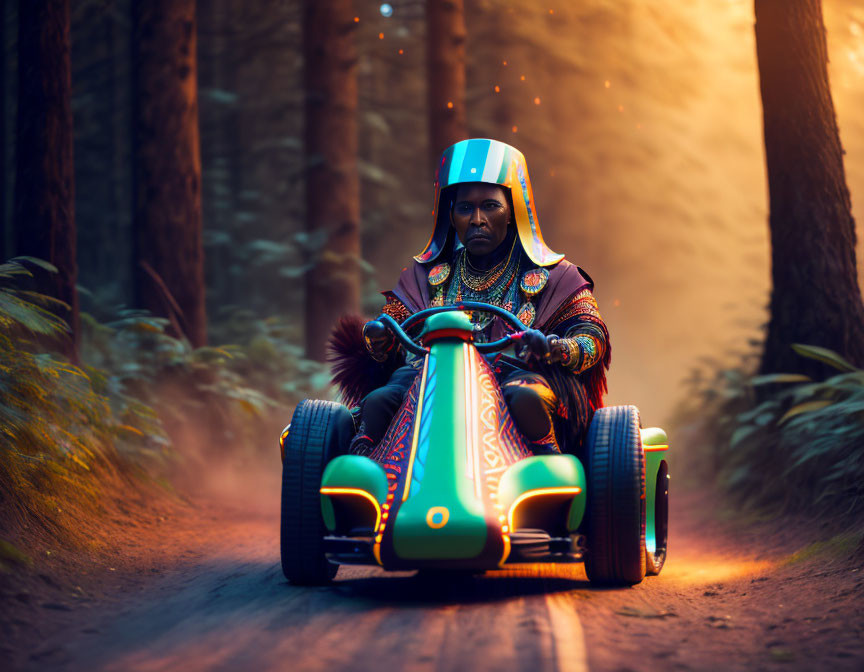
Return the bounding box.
[1,467,863,672]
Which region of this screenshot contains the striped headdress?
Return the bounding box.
[415,138,563,267]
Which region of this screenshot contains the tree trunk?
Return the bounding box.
[755,0,864,377]
[426,0,467,168]
[0,2,6,261]
[303,0,360,361]
[14,0,78,360]
[131,0,206,347]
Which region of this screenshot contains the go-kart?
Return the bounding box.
[279,302,669,585]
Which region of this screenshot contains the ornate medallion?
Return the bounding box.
[516,302,536,327]
[428,262,451,286]
[520,268,549,297]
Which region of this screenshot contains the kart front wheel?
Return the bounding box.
[280,399,354,585]
[584,405,647,585]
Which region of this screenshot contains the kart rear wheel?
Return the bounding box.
[280,399,353,585]
[584,405,647,585]
[646,461,669,575]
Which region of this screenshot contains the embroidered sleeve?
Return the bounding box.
[380,294,412,323]
[365,294,413,361]
[548,289,609,374]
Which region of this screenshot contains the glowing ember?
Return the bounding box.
[512,125,518,133]
[604,80,611,88]
[503,60,508,66]
[520,75,526,81]
[494,85,500,93]
[398,49,403,55]
[534,97,541,105]
[378,32,384,40]
[354,16,360,23]
[447,101,454,109]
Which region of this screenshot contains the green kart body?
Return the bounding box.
[280,305,670,585]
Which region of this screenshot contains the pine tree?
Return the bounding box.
[426,0,467,167]
[755,0,864,376]
[14,0,78,359]
[132,0,207,347]
[303,0,360,360]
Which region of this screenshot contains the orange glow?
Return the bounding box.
[604,80,611,88]
[534,97,541,105]
[643,444,669,452]
[618,105,624,112]
[319,487,382,531]
[447,101,454,109]
[512,125,518,133]
[520,75,526,81]
[503,60,508,66]
[354,16,359,23]
[499,534,511,567]
[507,487,582,530]
[549,9,554,14]
[494,85,500,93]
[378,32,384,40]
[398,49,404,55]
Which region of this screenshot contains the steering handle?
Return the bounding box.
[376,301,527,355]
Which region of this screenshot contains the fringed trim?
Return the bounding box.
[327,315,405,408]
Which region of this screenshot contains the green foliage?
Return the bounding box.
[0,261,169,531]
[682,343,864,519]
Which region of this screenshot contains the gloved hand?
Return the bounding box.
[363,320,393,362]
[517,329,566,365]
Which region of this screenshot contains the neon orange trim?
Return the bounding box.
[643,444,669,452]
[320,487,383,532]
[499,533,511,567]
[506,487,582,530]
[402,356,430,501]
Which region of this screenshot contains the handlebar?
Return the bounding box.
[375,302,527,356]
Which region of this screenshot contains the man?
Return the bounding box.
[329,139,610,456]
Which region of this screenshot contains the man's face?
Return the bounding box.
[451,183,511,257]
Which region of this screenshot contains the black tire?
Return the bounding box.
[584,405,647,585]
[280,399,354,585]
[646,461,669,575]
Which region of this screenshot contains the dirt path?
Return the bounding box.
[5,489,863,672]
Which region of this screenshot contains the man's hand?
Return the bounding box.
[363,320,392,362]
[517,330,566,365]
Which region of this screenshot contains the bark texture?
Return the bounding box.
[14,0,78,359]
[755,0,864,376]
[426,0,467,168]
[132,0,207,347]
[303,0,360,361]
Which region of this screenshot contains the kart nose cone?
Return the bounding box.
[392,495,488,560]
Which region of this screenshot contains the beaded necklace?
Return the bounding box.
[444,241,525,336]
[459,235,518,292]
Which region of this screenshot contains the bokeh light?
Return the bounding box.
[380,3,393,18]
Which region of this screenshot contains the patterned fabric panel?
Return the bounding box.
[370,371,421,501]
[545,288,609,375]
